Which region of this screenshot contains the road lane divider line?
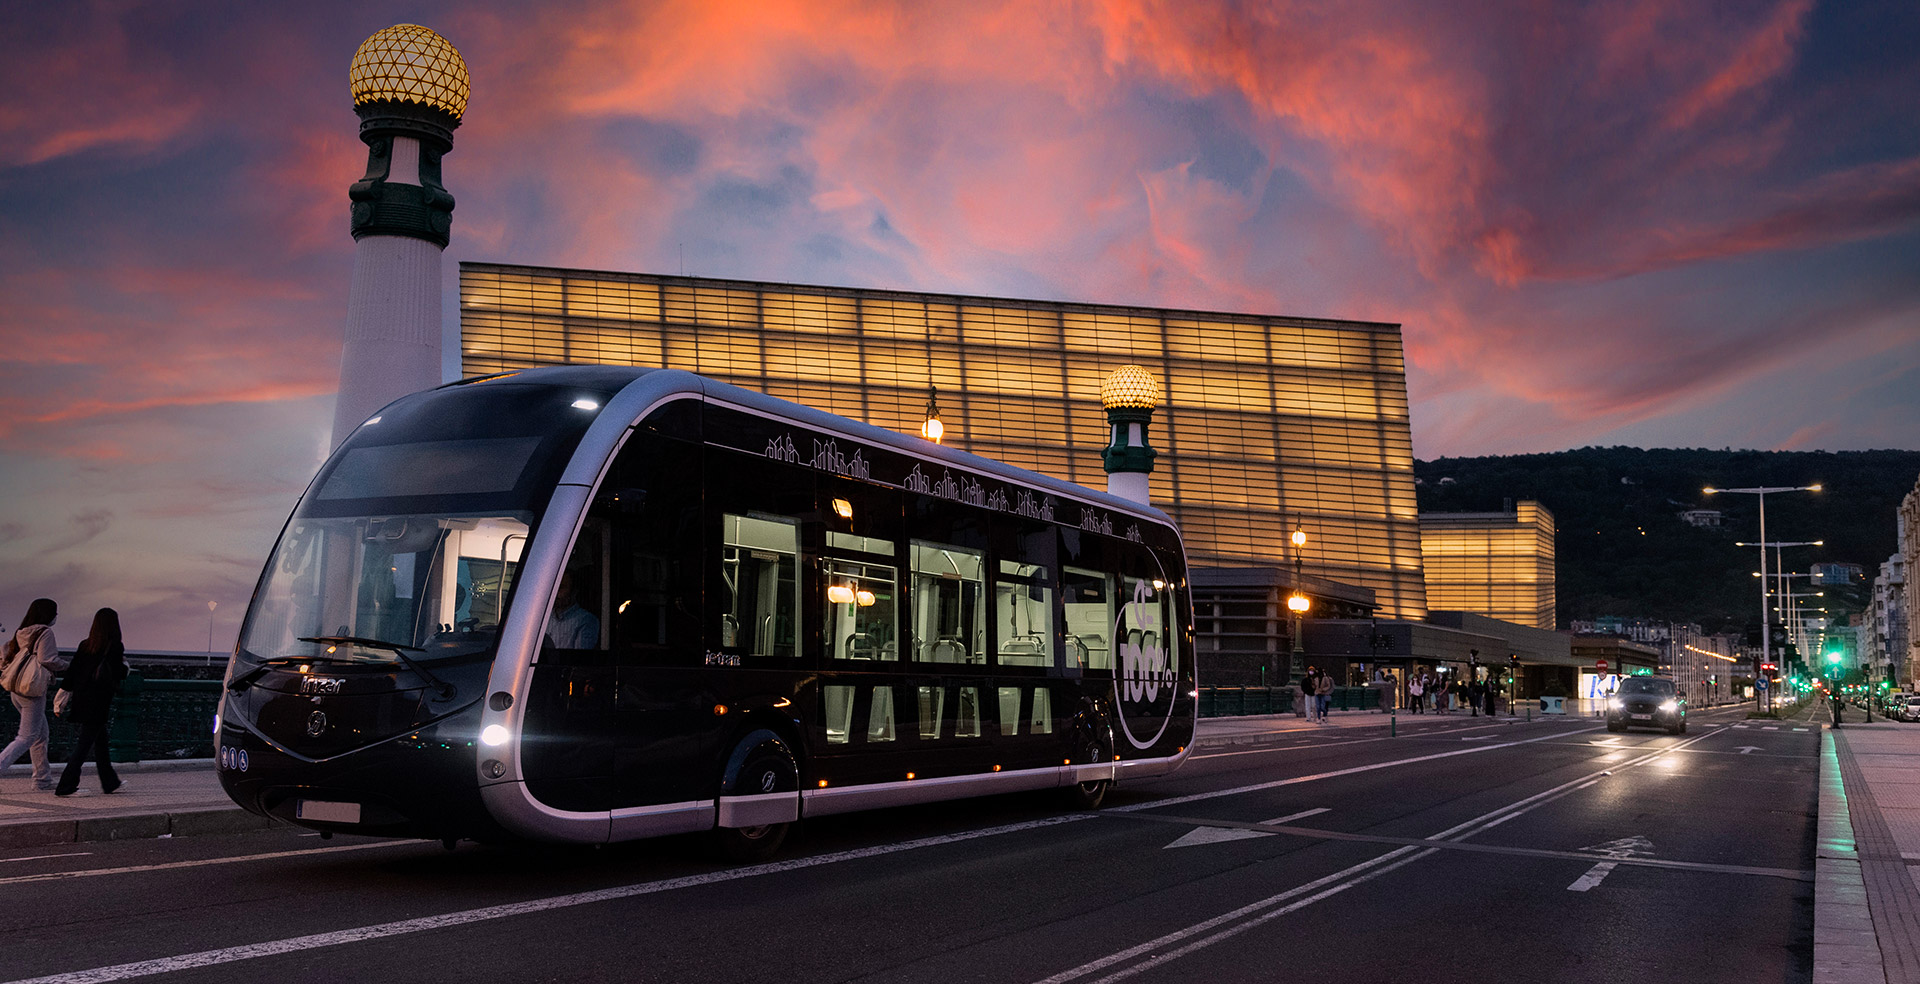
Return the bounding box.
[1043,726,1750,984]
[0,815,1092,984]
[0,853,90,865]
[0,841,413,887]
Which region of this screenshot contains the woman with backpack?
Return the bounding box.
[0,598,70,790]
[54,608,128,796]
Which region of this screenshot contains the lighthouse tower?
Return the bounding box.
[1099,365,1161,506]
[330,25,469,448]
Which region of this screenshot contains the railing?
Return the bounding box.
[0,674,218,763]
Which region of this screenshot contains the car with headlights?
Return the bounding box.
[1901,695,1920,722]
[1606,676,1686,734]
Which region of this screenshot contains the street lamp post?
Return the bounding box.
[1706,484,1821,682]
[1287,529,1310,683]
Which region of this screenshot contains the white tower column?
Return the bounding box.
[331,25,469,448]
[1099,366,1161,507]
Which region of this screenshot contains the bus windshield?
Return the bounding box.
[239,511,532,664]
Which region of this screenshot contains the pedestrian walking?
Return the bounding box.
[1408,673,1425,714]
[53,608,128,797]
[1434,675,1451,714]
[1300,667,1319,723]
[1466,676,1484,717]
[1314,666,1334,722]
[0,599,70,791]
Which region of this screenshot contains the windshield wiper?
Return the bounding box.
[298,636,455,700]
[227,657,313,693]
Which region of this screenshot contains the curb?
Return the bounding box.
[0,808,274,850]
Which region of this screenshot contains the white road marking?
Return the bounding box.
[0,841,413,887]
[1164,807,1332,849]
[1264,807,1331,825]
[0,853,91,865]
[1113,727,1595,814]
[1794,728,1809,732]
[1567,861,1617,891]
[1763,726,1780,731]
[1589,737,1622,746]
[1048,738,1699,984]
[0,816,1090,984]
[1735,746,1761,755]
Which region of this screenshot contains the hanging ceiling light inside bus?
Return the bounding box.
[855,589,876,607]
[827,584,856,604]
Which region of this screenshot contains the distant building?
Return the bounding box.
[1811,562,1864,586]
[1870,551,1908,685]
[1419,500,1557,630]
[1678,509,1723,528]
[1898,480,1920,682]
[458,264,1431,618]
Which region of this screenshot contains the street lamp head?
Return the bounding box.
[1291,530,1307,548]
[1287,593,1310,613]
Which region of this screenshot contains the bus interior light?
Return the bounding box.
[827,584,856,604]
[714,704,729,715]
[855,589,876,607]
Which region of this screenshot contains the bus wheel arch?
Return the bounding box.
[713,728,798,861]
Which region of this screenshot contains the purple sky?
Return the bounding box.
[3,0,1917,650]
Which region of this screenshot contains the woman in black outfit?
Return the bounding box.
[54,608,128,797]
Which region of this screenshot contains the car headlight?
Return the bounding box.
[1660,700,1678,713]
[1608,698,1624,711]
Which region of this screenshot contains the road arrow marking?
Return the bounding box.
[1589,737,1622,746]
[1568,861,1617,891]
[1735,746,1762,754]
[1165,808,1331,849]
[1569,834,1654,891]
[1581,834,1655,858]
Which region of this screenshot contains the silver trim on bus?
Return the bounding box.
[717,790,801,828]
[801,764,1065,817]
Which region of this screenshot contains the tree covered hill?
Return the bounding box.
[1414,448,1920,634]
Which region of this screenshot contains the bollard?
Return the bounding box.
[1391,709,1397,737]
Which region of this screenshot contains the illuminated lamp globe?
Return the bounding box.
[349,24,470,123]
[1100,365,1161,410]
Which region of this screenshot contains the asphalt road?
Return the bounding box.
[0,703,1817,984]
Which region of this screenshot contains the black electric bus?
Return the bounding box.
[218,366,1194,855]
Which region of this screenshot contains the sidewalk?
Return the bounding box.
[1816,699,1920,984]
[0,760,267,849]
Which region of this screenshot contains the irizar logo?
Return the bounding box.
[1115,578,1177,750]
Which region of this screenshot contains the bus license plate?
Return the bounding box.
[1630,713,1652,720]
[297,799,361,824]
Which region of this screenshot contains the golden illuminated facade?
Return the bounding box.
[1419,500,1557,630]
[459,264,1428,618]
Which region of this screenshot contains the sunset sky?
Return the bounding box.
[3,0,1916,650]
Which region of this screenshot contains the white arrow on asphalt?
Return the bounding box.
[1569,834,1654,891]
[1735,746,1762,754]
[1164,808,1330,849]
[1589,737,1622,746]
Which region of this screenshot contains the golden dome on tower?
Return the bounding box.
[349,24,469,123]
[1100,365,1161,410]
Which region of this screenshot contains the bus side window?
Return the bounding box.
[995,560,1053,667]
[599,434,701,666]
[720,513,800,658]
[1062,568,1113,671]
[825,559,898,661]
[910,541,985,663]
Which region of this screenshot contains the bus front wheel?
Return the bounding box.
[1064,778,1110,810]
[712,734,796,862]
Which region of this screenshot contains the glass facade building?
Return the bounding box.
[459,264,1428,618]
[1418,500,1557,630]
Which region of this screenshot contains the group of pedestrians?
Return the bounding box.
[1299,665,1334,723]
[0,598,129,795]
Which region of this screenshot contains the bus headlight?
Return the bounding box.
[480,724,511,747]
